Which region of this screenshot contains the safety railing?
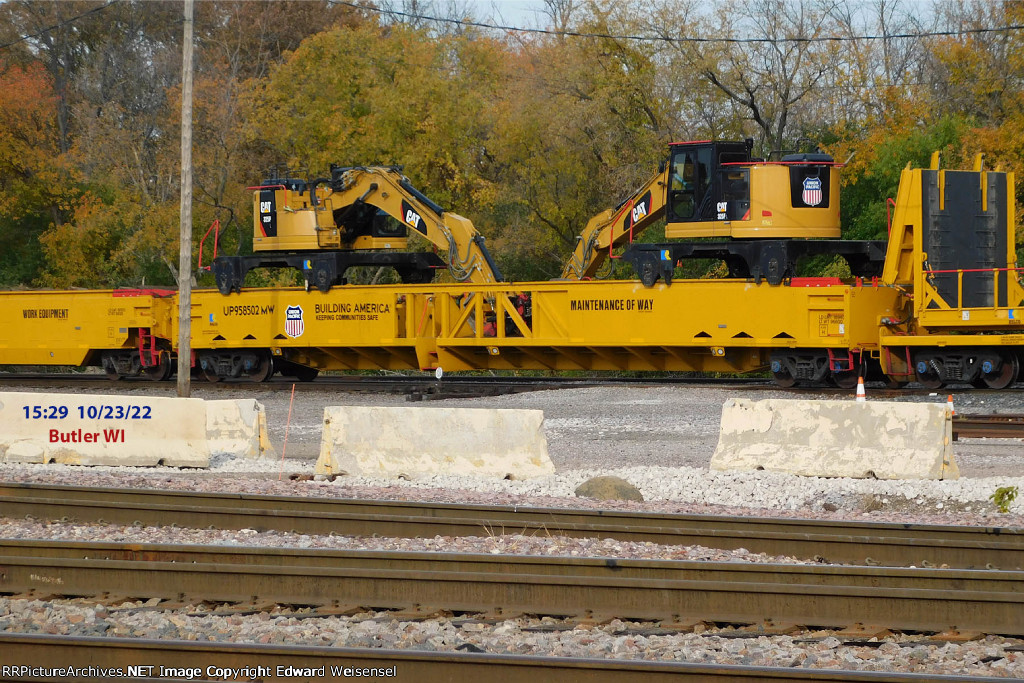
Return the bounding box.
[922,266,1024,310]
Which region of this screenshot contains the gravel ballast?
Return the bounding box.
[1,598,1022,677]
[1,380,1023,675]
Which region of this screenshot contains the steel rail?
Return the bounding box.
[1,539,1022,636]
[1,482,1021,570]
[0,372,767,393]
[0,634,1009,683]
[953,413,1024,439]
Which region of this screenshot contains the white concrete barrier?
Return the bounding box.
[0,392,209,468]
[710,398,958,480]
[206,399,275,459]
[315,405,554,479]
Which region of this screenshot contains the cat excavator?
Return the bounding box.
[213,165,502,294]
[562,139,886,286]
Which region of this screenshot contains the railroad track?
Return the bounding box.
[2,370,1006,398]
[2,634,1010,683]
[0,371,768,396]
[1,483,1021,569]
[954,413,1024,439]
[2,538,1022,636]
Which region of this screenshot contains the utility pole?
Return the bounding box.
[176,0,194,397]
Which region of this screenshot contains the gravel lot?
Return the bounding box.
[2,378,1023,675]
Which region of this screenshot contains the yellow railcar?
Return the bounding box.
[153,278,898,385]
[0,156,1019,391]
[0,289,170,379]
[877,155,1024,388]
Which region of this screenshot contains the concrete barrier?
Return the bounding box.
[0,392,209,468]
[315,405,554,479]
[206,399,275,459]
[710,398,958,480]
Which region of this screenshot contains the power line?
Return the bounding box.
[331,0,1024,45]
[0,1,121,52]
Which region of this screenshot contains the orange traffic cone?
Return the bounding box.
[947,394,955,416]
[855,376,866,402]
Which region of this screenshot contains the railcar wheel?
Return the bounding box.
[914,370,944,390]
[102,353,122,381]
[248,352,274,382]
[142,353,172,381]
[982,355,1018,390]
[831,371,859,390]
[914,357,945,389]
[202,368,222,383]
[771,370,796,388]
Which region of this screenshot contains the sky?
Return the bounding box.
[465,0,549,28]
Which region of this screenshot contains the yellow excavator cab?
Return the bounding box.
[663,141,840,239]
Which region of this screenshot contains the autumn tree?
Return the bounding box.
[0,60,73,285]
[654,0,844,156]
[481,2,668,278]
[187,1,360,281]
[19,0,356,287]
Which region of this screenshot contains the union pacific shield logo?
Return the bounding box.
[802,177,823,206]
[285,305,304,338]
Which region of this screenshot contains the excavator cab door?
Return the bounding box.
[668,146,713,225]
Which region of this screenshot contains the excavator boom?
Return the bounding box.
[561,167,669,280]
[329,166,502,285]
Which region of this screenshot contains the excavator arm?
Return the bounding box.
[561,167,669,280]
[328,166,502,284]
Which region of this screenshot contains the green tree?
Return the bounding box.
[483,3,667,278]
[832,115,968,241]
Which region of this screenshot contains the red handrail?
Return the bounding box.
[608,200,636,262]
[197,219,221,273]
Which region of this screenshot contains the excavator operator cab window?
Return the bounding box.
[669,152,697,219]
[669,146,713,222]
[372,210,408,239]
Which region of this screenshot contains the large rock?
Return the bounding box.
[574,475,644,502]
